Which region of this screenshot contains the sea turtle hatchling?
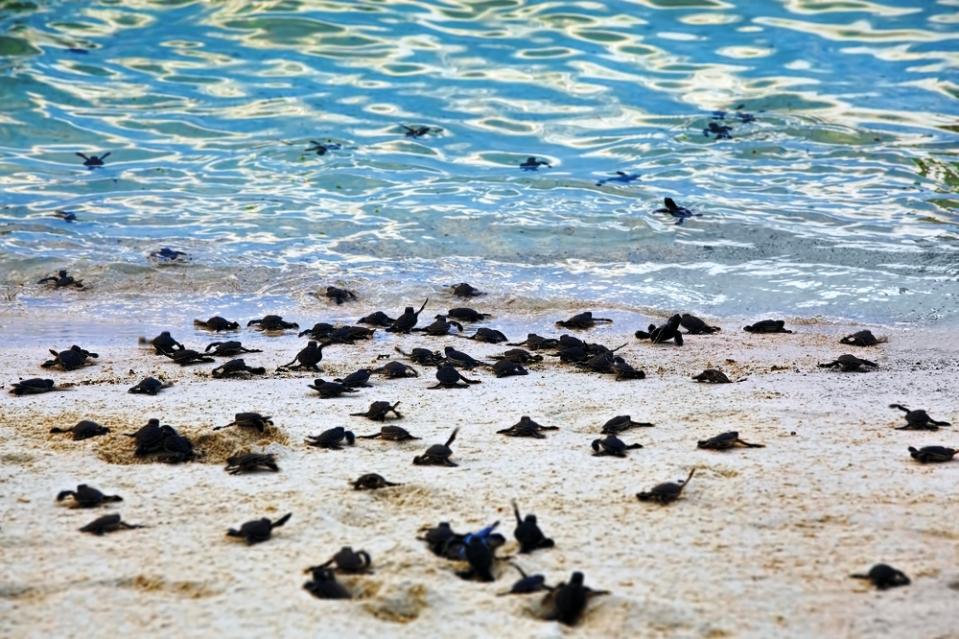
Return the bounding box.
[57,484,122,508]
[350,401,402,421]
[840,330,887,347]
[214,412,274,433]
[49,420,110,440]
[226,513,292,545]
[307,379,359,398]
[413,428,459,466]
[540,571,609,626]
[357,424,420,441]
[744,319,792,334]
[312,547,372,574]
[247,315,298,332]
[303,567,352,600]
[850,564,910,590]
[76,151,110,167]
[591,435,643,458]
[907,446,957,464]
[193,316,240,331]
[520,156,550,170]
[450,283,483,298]
[10,378,57,395]
[692,369,741,384]
[163,349,215,366]
[697,431,764,450]
[225,452,280,474]
[498,564,550,596]
[680,314,721,334]
[38,269,84,289]
[211,359,266,378]
[128,377,172,395]
[142,331,184,354]
[818,354,878,372]
[556,312,613,330]
[497,416,558,439]
[429,364,481,389]
[42,345,99,371]
[512,501,554,554]
[79,514,143,535]
[600,415,654,434]
[636,469,696,504]
[889,404,951,431]
[305,427,356,450]
[655,198,700,225]
[325,286,357,305]
[387,299,429,333]
[358,311,395,327]
[373,361,420,378]
[204,341,262,357]
[351,473,402,490]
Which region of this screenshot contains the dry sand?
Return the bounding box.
[2,311,958,638]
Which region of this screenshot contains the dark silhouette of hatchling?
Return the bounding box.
[636,469,696,504]
[49,420,110,440]
[57,484,122,508]
[225,452,279,474]
[818,354,877,372]
[79,513,144,535]
[850,564,910,590]
[697,431,764,450]
[227,513,292,544]
[413,428,459,466]
[351,473,401,490]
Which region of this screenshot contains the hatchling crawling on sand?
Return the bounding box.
[307,379,358,398]
[507,333,559,350]
[357,424,419,441]
[42,345,98,371]
[227,513,292,545]
[591,435,643,458]
[306,427,355,450]
[430,363,481,389]
[50,420,109,440]
[193,316,239,331]
[492,348,543,364]
[541,571,609,626]
[493,360,528,378]
[460,327,508,344]
[680,313,721,334]
[692,369,740,384]
[313,547,372,574]
[850,564,910,590]
[358,311,395,327]
[499,564,550,596]
[387,299,429,333]
[303,567,352,600]
[143,331,183,354]
[80,513,144,535]
[373,361,420,378]
[395,346,444,366]
[351,473,401,490]
[556,312,613,330]
[744,319,792,334]
[225,452,279,474]
[512,501,554,553]
[636,469,696,504]
[335,368,373,388]
[413,428,459,466]
[417,314,464,336]
[205,341,261,357]
[635,314,683,345]
[248,315,298,332]
[497,416,558,439]
[211,359,266,378]
[840,330,886,347]
[128,377,172,395]
[39,269,84,289]
[351,401,402,421]
[601,415,654,434]
[163,349,215,366]
[10,378,57,395]
[443,346,489,369]
[819,354,878,372]
[698,431,764,450]
[280,341,326,371]
[908,446,957,464]
[890,404,951,431]
[57,484,122,508]
[215,412,274,433]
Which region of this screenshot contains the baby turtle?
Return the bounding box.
[636,469,696,504]
[417,314,464,336]
[556,312,613,330]
[357,424,419,441]
[79,513,144,535]
[204,341,261,357]
[507,333,560,350]
[448,307,491,322]
[325,286,357,305]
[124,419,195,463]
[596,171,640,186]
[430,363,481,389]
[698,431,764,450]
[492,348,543,364]
[53,210,77,222]
[10,378,57,395]
[351,401,402,421]
[850,564,910,590]
[591,435,643,457]
[211,359,266,378]
[443,346,489,369]
[413,428,459,466]
[49,420,110,440]
[611,358,645,381]
[227,513,292,545]
[164,349,215,366]
[76,151,110,167]
[497,416,558,439]
[493,360,528,378]
[461,327,508,344]
[38,269,84,289]
[334,368,373,388]
[908,446,957,463]
[306,139,342,155]
[541,571,608,626]
[358,311,395,327]
[215,412,274,433]
[57,484,122,508]
[680,313,721,334]
[314,547,372,574]
[387,299,429,333]
[703,121,732,139]
[499,564,549,596]
[744,319,792,334]
[819,354,878,372]
[306,426,356,450]
[635,314,683,345]
[352,473,401,490]
[458,534,498,582]
[42,345,99,371]
[395,346,444,366]
[128,377,171,395]
[248,315,299,332]
[512,501,554,553]
[840,330,886,347]
[450,283,483,298]
[280,341,326,371]
[303,567,352,600]
[193,316,239,331]
[148,247,189,263]
[325,325,375,344]
[520,156,550,170]
[373,360,420,378]
[655,197,699,225]
[890,404,951,431]
[692,369,737,384]
[225,452,279,474]
[297,322,337,339]
[308,379,359,398]
[401,124,438,138]
[143,331,184,354]
[601,415,654,434]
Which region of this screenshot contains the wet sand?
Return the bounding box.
[2,311,958,638]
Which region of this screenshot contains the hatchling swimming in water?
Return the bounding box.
[394,346,444,366]
[373,360,420,378]
[357,424,420,442]
[163,349,215,366]
[492,348,543,364]
[450,282,483,298]
[279,341,326,371]
[680,313,721,334]
[703,121,732,139]
[53,210,77,222]
[214,412,274,433]
[520,156,550,170]
[76,151,110,167]
[142,331,184,354]
[413,428,460,466]
[460,327,508,344]
[248,315,299,332]
[840,329,886,347]
[42,345,99,371]
[556,312,613,330]
[351,401,402,421]
[655,197,700,225]
[128,377,172,395]
[497,416,558,439]
[499,564,550,596]
[541,571,609,626]
[79,513,144,535]
[211,359,266,378]
[601,415,654,434]
[314,547,373,574]
[507,333,560,350]
[325,286,357,305]
[692,369,739,383]
[334,368,373,388]
[225,452,279,474]
[352,473,402,490]
[635,314,683,345]
[430,363,481,389]
[387,299,429,333]
[303,567,352,600]
[10,378,57,395]
[57,484,122,508]
[307,379,358,398]
[818,354,878,372]
[493,360,528,378]
[744,319,792,334]
[908,446,957,463]
[358,311,395,327]
[227,513,292,545]
[38,269,84,289]
[636,469,696,504]
[205,340,262,357]
[591,435,643,457]
[148,247,189,263]
[306,139,342,155]
[193,316,239,331]
[850,564,910,590]
[401,124,439,138]
[417,314,464,336]
[890,404,951,431]
[49,420,110,440]
[698,431,764,450]
[306,426,356,450]
[596,171,640,186]
[512,501,554,553]
[447,307,491,322]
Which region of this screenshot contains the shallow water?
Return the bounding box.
[1,0,958,325]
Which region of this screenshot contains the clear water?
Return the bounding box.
[1,0,958,326]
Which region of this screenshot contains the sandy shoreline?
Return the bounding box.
[2,307,958,638]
